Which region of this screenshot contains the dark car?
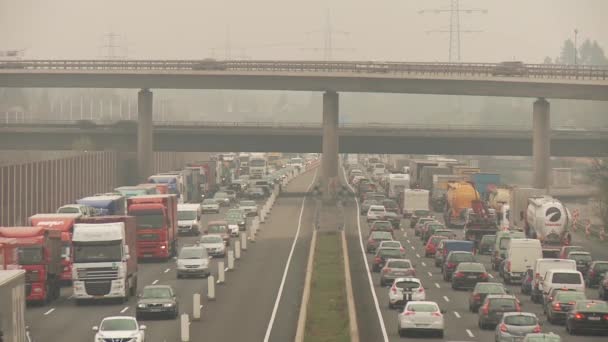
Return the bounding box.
[382,199,400,214]
[586,261,608,288]
[366,231,394,253]
[373,247,406,272]
[478,295,521,330]
[452,262,489,290]
[414,218,437,236]
[422,223,447,243]
[544,290,587,324]
[360,199,380,215]
[410,209,431,227]
[369,220,393,233]
[443,251,476,281]
[565,300,608,335]
[479,235,496,255]
[521,268,534,295]
[568,251,593,274]
[492,61,528,76]
[246,187,266,199]
[600,273,608,300]
[469,282,508,313]
[136,285,179,320]
[383,211,401,229]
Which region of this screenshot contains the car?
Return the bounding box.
[425,235,447,258]
[397,301,445,338]
[381,259,416,287]
[205,220,231,246]
[479,234,496,255]
[599,272,608,300]
[521,268,534,295]
[378,240,405,253]
[422,223,447,243]
[177,203,201,236]
[559,245,584,259]
[369,220,393,233]
[382,211,402,229]
[469,282,508,313]
[366,231,394,253]
[224,189,238,203]
[372,247,406,272]
[213,191,231,206]
[451,262,489,290]
[492,61,528,76]
[136,285,179,320]
[586,261,608,288]
[442,251,476,281]
[360,199,380,215]
[367,205,387,223]
[523,333,562,342]
[366,192,386,202]
[246,187,266,199]
[176,245,210,278]
[544,289,587,324]
[225,208,247,231]
[381,199,399,214]
[478,295,521,330]
[238,200,258,217]
[567,251,593,274]
[565,300,608,335]
[201,199,220,213]
[494,312,542,342]
[192,58,226,70]
[57,204,95,217]
[93,316,146,342]
[388,276,425,307]
[531,258,577,303]
[410,210,431,228]
[199,234,226,257]
[415,218,438,236]
[540,270,585,302]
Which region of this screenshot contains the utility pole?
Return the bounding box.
[100,32,127,59]
[303,9,354,60]
[574,28,578,65]
[419,0,487,62]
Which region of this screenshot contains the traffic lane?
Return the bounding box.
[190,170,317,342]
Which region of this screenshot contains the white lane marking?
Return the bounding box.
[454,311,461,318]
[200,305,203,309]
[224,267,228,272]
[443,295,450,302]
[120,306,129,313]
[489,273,494,279]
[263,170,318,342]
[43,308,55,315]
[415,253,420,258]
[428,271,433,277]
[435,283,440,288]
[406,239,410,244]
[164,268,170,273]
[466,329,475,338]
[344,168,390,342]
[152,279,159,285]
[403,233,407,237]
[410,246,415,250]
[421,262,426,267]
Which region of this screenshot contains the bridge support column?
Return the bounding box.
[532,98,550,190]
[137,89,154,182]
[321,91,339,202]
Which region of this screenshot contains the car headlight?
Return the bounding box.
[163,303,175,307]
[138,303,146,308]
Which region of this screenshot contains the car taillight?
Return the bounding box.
[473,294,481,300]
[400,247,405,253]
[589,270,595,278]
[552,303,561,311]
[454,272,464,278]
[533,325,541,333]
[375,257,382,263]
[574,313,585,320]
[507,261,511,272]
[411,270,416,276]
[480,272,488,279]
[447,262,456,269]
[603,314,608,321]
[383,268,391,273]
[402,310,415,316]
[515,302,521,311]
[391,285,397,294]
[431,311,442,317]
[499,323,508,332]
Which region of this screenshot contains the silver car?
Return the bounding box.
[380,258,415,287]
[199,234,226,257]
[238,200,258,216]
[201,199,220,213]
[494,312,542,342]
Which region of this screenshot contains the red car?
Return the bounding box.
[425,235,448,258]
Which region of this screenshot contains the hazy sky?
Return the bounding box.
[1,0,606,62]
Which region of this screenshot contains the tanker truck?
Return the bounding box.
[489,187,511,229]
[444,181,479,228]
[525,196,571,255]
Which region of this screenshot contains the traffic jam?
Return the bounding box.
[345,155,608,341]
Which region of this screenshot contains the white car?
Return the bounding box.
[201,199,220,213]
[367,205,387,223]
[388,277,426,309]
[397,301,445,338]
[238,200,259,216]
[199,234,226,257]
[93,316,146,342]
[228,223,240,237]
[378,240,405,253]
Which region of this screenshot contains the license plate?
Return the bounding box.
[149,308,162,312]
[467,275,477,279]
[394,272,406,275]
[588,317,601,321]
[144,254,153,258]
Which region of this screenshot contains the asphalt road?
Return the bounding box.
[24,168,318,342]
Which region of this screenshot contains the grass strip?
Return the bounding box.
[304,232,350,342]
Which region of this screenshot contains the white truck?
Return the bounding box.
[509,187,546,231]
[0,270,28,342]
[525,196,571,246]
[402,189,430,218]
[388,173,410,199]
[249,153,268,179]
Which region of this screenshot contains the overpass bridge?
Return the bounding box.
[1,120,606,157]
[2,59,607,193]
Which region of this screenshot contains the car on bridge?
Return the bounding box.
[492,61,528,76]
[192,58,227,71]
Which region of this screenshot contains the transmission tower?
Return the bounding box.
[99,32,127,59]
[303,9,354,60]
[419,0,487,61]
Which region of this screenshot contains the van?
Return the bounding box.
[503,238,542,284]
[437,240,475,270]
[492,231,525,271]
[177,204,201,236]
[540,269,585,300]
[530,258,576,303]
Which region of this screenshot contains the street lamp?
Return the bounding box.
[574,29,578,65]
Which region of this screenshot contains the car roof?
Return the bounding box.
[568,251,591,255]
[369,205,385,209]
[208,220,228,225]
[448,251,474,256]
[102,316,137,321]
[380,240,401,245]
[405,300,438,306]
[372,220,391,224]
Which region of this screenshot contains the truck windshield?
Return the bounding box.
[134,211,164,229]
[250,160,266,167]
[73,241,122,263]
[178,211,197,220]
[17,246,43,265]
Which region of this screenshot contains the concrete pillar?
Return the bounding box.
[322,91,339,202]
[137,89,154,182]
[532,98,550,189]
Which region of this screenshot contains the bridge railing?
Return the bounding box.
[1,60,607,80]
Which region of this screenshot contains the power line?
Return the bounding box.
[419,0,487,62]
[302,8,354,60]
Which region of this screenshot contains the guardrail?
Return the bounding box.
[1,59,607,80]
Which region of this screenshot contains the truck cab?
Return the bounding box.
[127,195,178,260]
[77,195,126,216]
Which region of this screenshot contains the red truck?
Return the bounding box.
[188,161,218,197]
[127,194,178,260]
[29,213,82,283]
[0,226,63,304]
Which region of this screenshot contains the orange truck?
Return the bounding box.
[444,181,480,228]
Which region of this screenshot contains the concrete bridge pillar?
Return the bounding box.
[137,89,154,182]
[322,91,339,202]
[532,98,550,189]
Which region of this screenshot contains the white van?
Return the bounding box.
[530,258,577,303]
[540,269,585,300]
[503,238,542,284]
[177,203,201,236]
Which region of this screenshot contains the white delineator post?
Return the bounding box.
[241,231,247,250]
[235,241,241,260]
[180,314,190,342]
[207,275,215,300]
[217,261,225,284]
[192,294,201,321]
[227,250,235,270]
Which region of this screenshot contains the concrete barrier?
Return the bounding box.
[207,275,215,300]
[217,261,225,284]
[192,294,201,321]
[180,314,190,342]
[235,241,241,259]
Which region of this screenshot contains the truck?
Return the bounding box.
[509,187,546,231]
[419,166,451,190]
[0,227,62,304]
[430,175,467,212]
[188,161,220,198]
[184,166,203,202]
[114,184,158,198]
[463,200,498,247]
[161,169,195,203]
[71,216,138,303]
[451,166,481,178]
[387,173,410,199]
[409,160,439,186]
[470,173,501,201]
[28,213,82,283]
[238,153,251,174]
[0,270,28,342]
[525,196,571,250]
[401,189,430,218]
[127,194,178,260]
[489,187,511,228]
[147,174,182,200]
[444,181,479,228]
[249,153,268,179]
[77,195,126,215]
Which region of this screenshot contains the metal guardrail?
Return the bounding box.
[1,59,607,80]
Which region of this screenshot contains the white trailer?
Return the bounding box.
[402,189,430,218]
[0,270,28,342]
[388,173,410,199]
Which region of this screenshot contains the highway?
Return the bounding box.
[23,168,318,342]
[342,166,608,342]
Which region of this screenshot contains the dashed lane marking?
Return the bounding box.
[421,262,426,267]
[406,239,410,244]
[466,329,475,338]
[152,279,159,285]
[415,253,420,258]
[489,273,494,279]
[224,267,229,272]
[120,306,129,313]
[435,283,440,288]
[43,308,55,315]
[164,268,170,273]
[428,271,433,277]
[411,246,415,250]
[443,295,450,302]
[454,311,461,318]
